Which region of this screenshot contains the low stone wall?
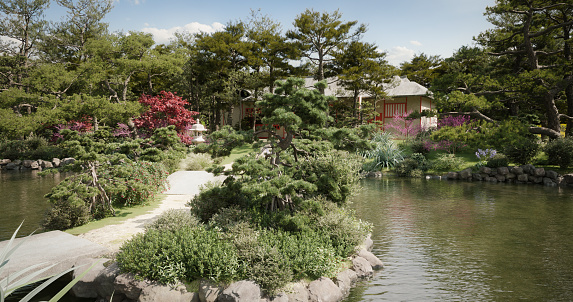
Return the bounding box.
[0,158,76,171]
[440,164,573,187]
[72,235,382,302]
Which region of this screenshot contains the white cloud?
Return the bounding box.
[410,40,422,46]
[142,22,225,44]
[386,46,415,66]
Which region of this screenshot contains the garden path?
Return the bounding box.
[78,168,228,253]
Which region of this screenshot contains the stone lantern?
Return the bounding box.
[190,120,207,144]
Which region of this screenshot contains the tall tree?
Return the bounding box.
[400,53,445,88]
[286,9,366,92]
[41,0,113,63]
[330,41,395,125]
[476,0,573,138]
[0,0,49,87]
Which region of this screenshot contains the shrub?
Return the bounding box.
[117,227,240,284]
[145,209,200,232]
[503,137,540,165]
[0,135,65,160]
[486,153,509,168]
[545,137,573,168]
[409,139,430,155]
[430,153,464,171]
[313,205,372,257]
[181,152,214,171]
[42,200,91,230]
[394,153,429,177]
[300,150,362,204]
[108,161,169,207]
[361,132,404,170]
[188,181,248,223]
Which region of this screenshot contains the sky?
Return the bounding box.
[44,0,497,66]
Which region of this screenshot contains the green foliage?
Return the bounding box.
[180,152,214,171]
[430,119,533,151]
[188,181,249,223]
[195,126,254,158]
[299,150,362,204]
[107,161,169,207]
[545,137,573,168]
[430,153,464,171]
[312,125,375,153]
[503,137,539,165]
[361,132,404,170]
[0,135,65,160]
[408,139,430,155]
[145,209,200,233]
[117,226,241,284]
[394,153,429,177]
[486,153,509,168]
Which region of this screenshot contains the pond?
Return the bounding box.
[0,171,68,241]
[345,177,573,301]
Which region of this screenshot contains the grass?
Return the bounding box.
[219,143,257,165]
[65,194,165,236]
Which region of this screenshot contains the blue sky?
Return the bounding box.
[46,0,496,66]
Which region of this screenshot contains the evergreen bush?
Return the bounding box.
[503,137,539,165]
[430,153,464,171]
[486,153,509,168]
[545,137,573,168]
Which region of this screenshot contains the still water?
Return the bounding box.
[0,170,67,241]
[345,177,573,301]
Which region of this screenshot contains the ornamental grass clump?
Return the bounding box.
[361,132,404,170]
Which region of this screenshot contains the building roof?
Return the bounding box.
[304,75,432,98]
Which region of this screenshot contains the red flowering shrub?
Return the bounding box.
[134,91,199,144]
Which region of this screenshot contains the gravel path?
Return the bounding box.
[78,170,226,253]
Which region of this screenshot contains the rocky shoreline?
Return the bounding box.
[72,235,382,302]
[0,158,76,171]
[365,164,573,187]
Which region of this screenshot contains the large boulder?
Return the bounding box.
[510,166,524,175]
[199,279,224,302]
[521,164,535,175]
[71,258,109,298]
[479,167,492,175]
[4,162,19,170]
[0,159,11,165]
[517,174,529,182]
[308,277,343,302]
[39,160,53,169]
[534,168,545,177]
[351,256,373,279]
[564,174,573,184]
[95,262,121,299]
[459,168,472,180]
[497,167,509,175]
[335,269,358,296]
[114,273,149,300]
[362,234,374,252]
[446,172,459,180]
[545,170,559,180]
[217,280,261,302]
[138,283,198,302]
[52,158,61,167]
[61,157,76,166]
[285,282,310,302]
[357,249,383,270]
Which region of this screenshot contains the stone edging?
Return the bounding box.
[364,165,573,188]
[71,235,382,302]
[437,164,573,187]
[0,158,76,171]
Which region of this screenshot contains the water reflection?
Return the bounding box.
[345,177,573,301]
[0,171,68,240]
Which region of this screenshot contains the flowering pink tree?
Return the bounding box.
[384,110,422,139]
[133,91,199,144]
